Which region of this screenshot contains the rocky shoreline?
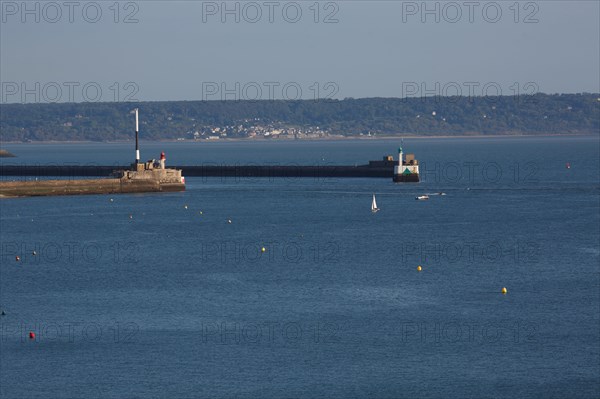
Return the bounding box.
[0,149,16,157]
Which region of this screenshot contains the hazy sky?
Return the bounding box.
[1,1,599,103]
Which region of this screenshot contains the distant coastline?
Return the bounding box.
[2,94,598,142]
[1,132,597,145]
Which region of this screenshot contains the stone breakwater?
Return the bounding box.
[0,177,185,198]
[0,164,395,179]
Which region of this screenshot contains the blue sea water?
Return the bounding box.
[1,137,599,399]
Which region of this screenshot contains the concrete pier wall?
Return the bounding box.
[0,164,394,178]
[0,178,184,197]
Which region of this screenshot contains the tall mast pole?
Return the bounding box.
[135,108,140,164]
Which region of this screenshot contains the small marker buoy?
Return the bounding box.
[1,310,6,316]
[129,214,133,219]
[199,211,203,215]
[417,265,422,272]
[566,163,571,169]
[184,205,188,209]
[261,247,266,253]
[110,198,114,202]
[501,287,508,294]
[227,219,232,224]
[32,251,36,256]
[15,256,20,262]
[29,331,35,340]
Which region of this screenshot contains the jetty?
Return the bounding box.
[0,148,421,183]
[0,109,185,197]
[0,162,395,179]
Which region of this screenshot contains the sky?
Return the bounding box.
[0,0,599,103]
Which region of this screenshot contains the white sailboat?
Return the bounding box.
[371,194,380,213]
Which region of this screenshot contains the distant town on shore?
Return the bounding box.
[1,93,598,142]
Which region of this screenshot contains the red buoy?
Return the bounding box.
[15,256,20,262]
[29,331,35,340]
[160,152,166,160]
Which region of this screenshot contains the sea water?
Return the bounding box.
[1,137,599,398]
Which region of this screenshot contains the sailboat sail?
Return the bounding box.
[371,194,379,212]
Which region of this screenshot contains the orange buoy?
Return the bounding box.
[29,331,35,340]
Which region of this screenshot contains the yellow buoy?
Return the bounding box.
[261,247,266,253]
[502,287,507,294]
[417,265,422,272]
